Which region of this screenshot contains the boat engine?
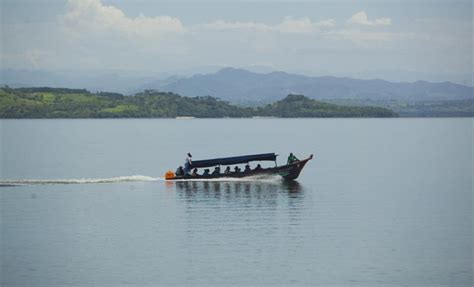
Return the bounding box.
[165,170,175,180]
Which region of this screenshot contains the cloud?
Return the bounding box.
[196,20,271,32]
[197,17,335,34]
[58,0,391,48]
[325,29,400,49]
[348,11,391,26]
[49,2,401,71]
[60,0,185,38]
[276,17,335,33]
[5,0,470,81]
[57,0,189,66]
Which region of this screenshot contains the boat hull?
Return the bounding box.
[167,155,313,181]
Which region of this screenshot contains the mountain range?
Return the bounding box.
[143,68,473,103]
[2,68,473,104]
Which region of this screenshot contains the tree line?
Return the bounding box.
[0,87,397,118]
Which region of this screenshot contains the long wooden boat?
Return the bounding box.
[165,153,313,181]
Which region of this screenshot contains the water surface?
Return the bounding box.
[1,118,472,286]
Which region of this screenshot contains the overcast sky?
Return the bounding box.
[1,0,472,84]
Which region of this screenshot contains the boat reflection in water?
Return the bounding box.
[170,179,308,240]
[171,179,305,205]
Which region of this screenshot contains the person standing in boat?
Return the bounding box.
[287,153,299,164]
[184,153,192,175]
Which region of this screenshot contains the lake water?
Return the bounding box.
[0,118,472,286]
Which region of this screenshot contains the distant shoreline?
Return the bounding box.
[1,87,397,119]
[2,116,472,120]
[2,87,473,118]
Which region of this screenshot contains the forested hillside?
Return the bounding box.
[0,87,396,118]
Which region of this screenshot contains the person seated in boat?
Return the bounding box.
[184,153,192,174]
[254,164,263,171]
[212,166,220,175]
[224,166,231,174]
[175,166,184,176]
[192,168,199,176]
[287,152,299,164]
[234,166,241,173]
[244,164,251,172]
[203,169,210,176]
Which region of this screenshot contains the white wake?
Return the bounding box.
[0,175,162,186]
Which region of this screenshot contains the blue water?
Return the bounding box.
[0,118,472,286]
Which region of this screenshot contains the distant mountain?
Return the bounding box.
[3,68,472,103]
[146,68,473,103]
[0,69,160,94]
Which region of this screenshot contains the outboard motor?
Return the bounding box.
[165,170,175,180]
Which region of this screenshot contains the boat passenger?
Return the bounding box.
[176,166,184,176]
[287,153,299,164]
[184,153,192,174]
[192,168,198,176]
[244,164,251,172]
[203,169,210,176]
[224,166,231,174]
[234,166,241,173]
[212,166,220,175]
[254,164,263,171]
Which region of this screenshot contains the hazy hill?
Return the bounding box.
[148,68,473,103]
[0,69,161,94]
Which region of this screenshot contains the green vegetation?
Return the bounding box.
[258,94,396,117]
[0,87,396,118]
[388,100,474,117]
[325,98,474,117]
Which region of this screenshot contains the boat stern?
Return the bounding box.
[165,170,176,180]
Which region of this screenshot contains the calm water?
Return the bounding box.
[0,118,472,286]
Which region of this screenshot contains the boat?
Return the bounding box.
[165,153,313,181]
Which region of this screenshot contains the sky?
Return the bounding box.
[1,0,473,84]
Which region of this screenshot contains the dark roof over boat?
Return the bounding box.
[189,153,277,168]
